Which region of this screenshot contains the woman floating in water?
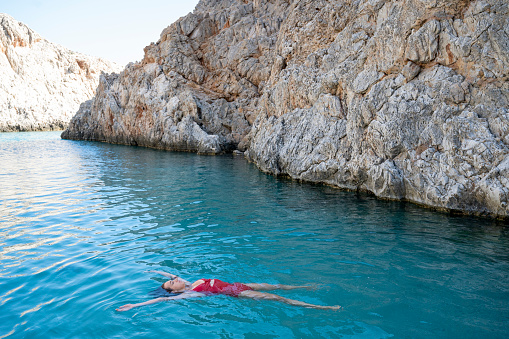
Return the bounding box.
[116,271,342,311]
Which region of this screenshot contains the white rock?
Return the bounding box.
[0,13,121,132]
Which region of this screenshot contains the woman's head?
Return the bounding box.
[161,277,186,293]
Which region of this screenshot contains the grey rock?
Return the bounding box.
[401,61,421,82]
[406,20,441,63]
[63,0,509,218]
[353,69,384,94]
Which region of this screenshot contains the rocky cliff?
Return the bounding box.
[0,13,121,132]
[62,0,509,219]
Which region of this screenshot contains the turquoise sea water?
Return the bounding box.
[0,131,508,338]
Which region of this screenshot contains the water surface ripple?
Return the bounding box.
[1,132,508,338]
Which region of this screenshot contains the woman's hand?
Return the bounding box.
[116,304,135,312]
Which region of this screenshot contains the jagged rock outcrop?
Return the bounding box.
[0,13,121,132]
[63,0,509,218]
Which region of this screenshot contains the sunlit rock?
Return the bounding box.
[63,0,509,218]
[0,13,121,132]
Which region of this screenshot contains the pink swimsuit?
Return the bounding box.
[192,279,252,297]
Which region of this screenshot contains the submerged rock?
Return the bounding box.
[0,13,121,132]
[63,0,509,218]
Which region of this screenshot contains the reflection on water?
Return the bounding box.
[0,131,508,338]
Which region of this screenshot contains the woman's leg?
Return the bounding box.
[238,290,341,310]
[245,283,313,291]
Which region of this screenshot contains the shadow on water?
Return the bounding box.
[1,132,508,338]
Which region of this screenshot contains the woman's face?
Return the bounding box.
[163,278,186,292]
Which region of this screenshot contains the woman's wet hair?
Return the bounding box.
[161,283,172,293]
[149,285,174,298]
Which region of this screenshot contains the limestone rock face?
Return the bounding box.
[0,13,121,132]
[63,0,509,218]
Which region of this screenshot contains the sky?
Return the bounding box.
[2,0,200,66]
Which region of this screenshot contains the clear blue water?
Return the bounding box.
[1,131,508,338]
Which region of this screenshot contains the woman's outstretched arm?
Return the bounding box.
[145,270,178,278]
[116,292,204,311]
[145,270,190,284]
